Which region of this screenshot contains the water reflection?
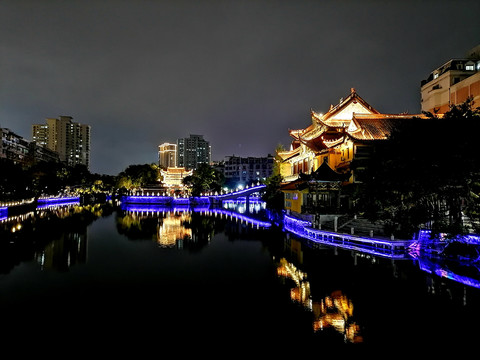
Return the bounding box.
[276,256,363,343]
[157,211,192,248]
[312,291,363,343]
[0,202,112,274]
[116,203,273,252]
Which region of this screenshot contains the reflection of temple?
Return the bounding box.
[277,258,311,308]
[312,290,363,343]
[276,257,363,343]
[157,211,192,247]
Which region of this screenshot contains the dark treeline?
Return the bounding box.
[351,98,480,238]
[0,161,116,202]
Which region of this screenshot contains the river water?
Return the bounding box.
[1,201,479,355]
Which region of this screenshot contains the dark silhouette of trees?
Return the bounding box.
[182,163,224,196]
[0,159,115,201]
[115,163,159,192]
[261,174,284,211]
[354,97,480,238]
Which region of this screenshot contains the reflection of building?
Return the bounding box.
[158,142,177,168]
[312,291,363,343]
[276,257,363,343]
[32,116,91,169]
[421,44,480,114]
[160,167,193,188]
[157,212,192,247]
[177,134,211,170]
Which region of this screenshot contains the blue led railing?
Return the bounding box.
[283,213,414,259]
[122,185,266,205]
[214,184,266,199]
[37,196,80,204]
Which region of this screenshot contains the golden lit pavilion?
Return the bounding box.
[277,88,429,214]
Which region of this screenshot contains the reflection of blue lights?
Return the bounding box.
[418,258,480,289]
[0,206,7,221]
[121,204,210,213]
[208,208,271,228]
[120,204,271,228]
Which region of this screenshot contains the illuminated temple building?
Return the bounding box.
[277,88,430,214]
[160,166,193,189]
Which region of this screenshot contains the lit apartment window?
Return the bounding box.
[466,64,474,71]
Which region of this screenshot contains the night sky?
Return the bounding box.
[1,0,479,175]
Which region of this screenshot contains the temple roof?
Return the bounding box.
[309,161,350,182]
[348,113,430,140]
[290,88,380,142]
[276,144,302,161]
[312,88,380,128]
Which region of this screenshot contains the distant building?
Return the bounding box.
[222,154,274,188]
[421,44,480,114]
[32,116,91,169]
[0,127,59,167]
[177,134,211,170]
[0,128,31,166]
[158,142,177,168]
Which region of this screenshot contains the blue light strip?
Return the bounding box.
[123,196,173,204]
[36,201,80,209]
[122,185,265,204]
[37,196,80,204]
[283,214,413,259]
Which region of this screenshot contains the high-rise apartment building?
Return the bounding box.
[32,116,91,169]
[421,44,480,114]
[158,142,177,168]
[176,134,211,170]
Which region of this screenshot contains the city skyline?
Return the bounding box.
[1,1,479,175]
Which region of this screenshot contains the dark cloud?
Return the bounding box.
[1,0,479,175]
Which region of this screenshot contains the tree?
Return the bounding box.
[356,97,480,238]
[182,163,224,196]
[261,173,284,211]
[116,164,159,190]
